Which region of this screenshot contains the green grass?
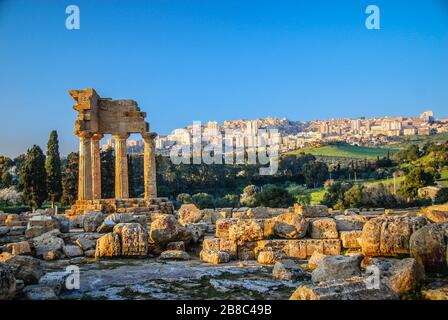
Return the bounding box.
[287,143,395,159]
[388,132,448,149]
[438,167,448,186]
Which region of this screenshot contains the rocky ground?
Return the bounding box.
[44,258,301,300]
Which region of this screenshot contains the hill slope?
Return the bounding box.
[287,143,395,159]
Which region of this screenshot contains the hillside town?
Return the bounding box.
[100,110,448,156]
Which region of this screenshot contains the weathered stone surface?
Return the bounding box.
[31,230,64,259]
[228,219,264,244]
[113,223,148,256]
[159,250,190,260]
[308,252,327,270]
[200,250,230,264]
[0,226,10,236]
[0,264,16,300]
[421,205,448,223]
[27,215,60,234]
[237,241,257,260]
[334,215,368,231]
[290,277,398,300]
[203,238,220,251]
[5,241,31,255]
[5,214,20,226]
[294,204,328,218]
[149,215,186,246]
[38,271,70,295]
[274,212,308,239]
[219,239,238,259]
[8,226,26,236]
[409,223,448,273]
[422,281,448,300]
[369,258,424,296]
[63,245,84,258]
[257,248,285,265]
[83,212,104,232]
[185,223,206,243]
[75,237,96,251]
[96,221,115,233]
[23,285,57,300]
[215,218,238,238]
[178,204,203,225]
[4,255,43,284]
[166,241,185,251]
[311,254,363,283]
[85,249,95,258]
[54,214,70,233]
[95,232,121,258]
[309,218,338,239]
[25,226,46,239]
[340,230,362,249]
[360,216,427,257]
[273,259,308,281]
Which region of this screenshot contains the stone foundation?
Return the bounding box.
[64,197,174,218]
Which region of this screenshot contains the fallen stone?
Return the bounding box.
[340,230,362,249]
[31,229,64,259]
[95,232,121,258]
[114,223,148,256]
[294,204,329,218]
[149,215,186,246]
[308,251,327,270]
[5,241,31,255]
[309,218,338,239]
[215,218,238,238]
[257,248,285,265]
[75,237,96,251]
[200,250,230,264]
[23,285,57,300]
[334,215,368,231]
[360,216,427,257]
[178,204,203,225]
[409,223,448,273]
[38,271,70,295]
[159,250,190,260]
[273,259,308,281]
[290,277,398,300]
[4,255,43,284]
[421,205,448,223]
[63,245,84,258]
[228,219,264,244]
[0,264,16,300]
[83,212,104,232]
[311,254,363,283]
[166,241,185,251]
[274,212,308,239]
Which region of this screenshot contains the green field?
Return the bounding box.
[389,132,448,149]
[287,143,395,159]
[439,167,448,186]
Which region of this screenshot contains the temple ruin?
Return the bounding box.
[64,88,173,217]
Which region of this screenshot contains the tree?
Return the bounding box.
[19,145,47,209]
[176,193,192,204]
[399,167,435,198]
[256,185,294,208]
[240,185,259,207]
[128,154,136,198]
[61,152,78,206]
[101,148,115,199]
[0,156,13,188]
[343,184,364,209]
[192,192,215,209]
[302,161,329,188]
[434,188,448,205]
[45,130,62,207]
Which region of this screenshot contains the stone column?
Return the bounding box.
[91,134,104,200]
[113,134,130,199]
[143,132,158,199]
[77,132,93,200]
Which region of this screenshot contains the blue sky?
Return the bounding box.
[0,0,447,157]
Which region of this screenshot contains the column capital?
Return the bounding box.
[142,132,157,142]
[76,131,93,139]
[112,133,130,140]
[91,133,104,141]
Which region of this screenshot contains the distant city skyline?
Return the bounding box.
[0,0,447,157]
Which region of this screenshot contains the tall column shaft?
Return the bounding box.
[91,134,103,200]
[78,133,93,200]
[113,134,129,199]
[143,133,157,199]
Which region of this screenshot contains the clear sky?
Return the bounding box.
[0,0,447,158]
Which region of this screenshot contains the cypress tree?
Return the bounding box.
[45,130,62,208]
[20,145,47,209]
[101,147,115,198]
[61,152,78,206]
